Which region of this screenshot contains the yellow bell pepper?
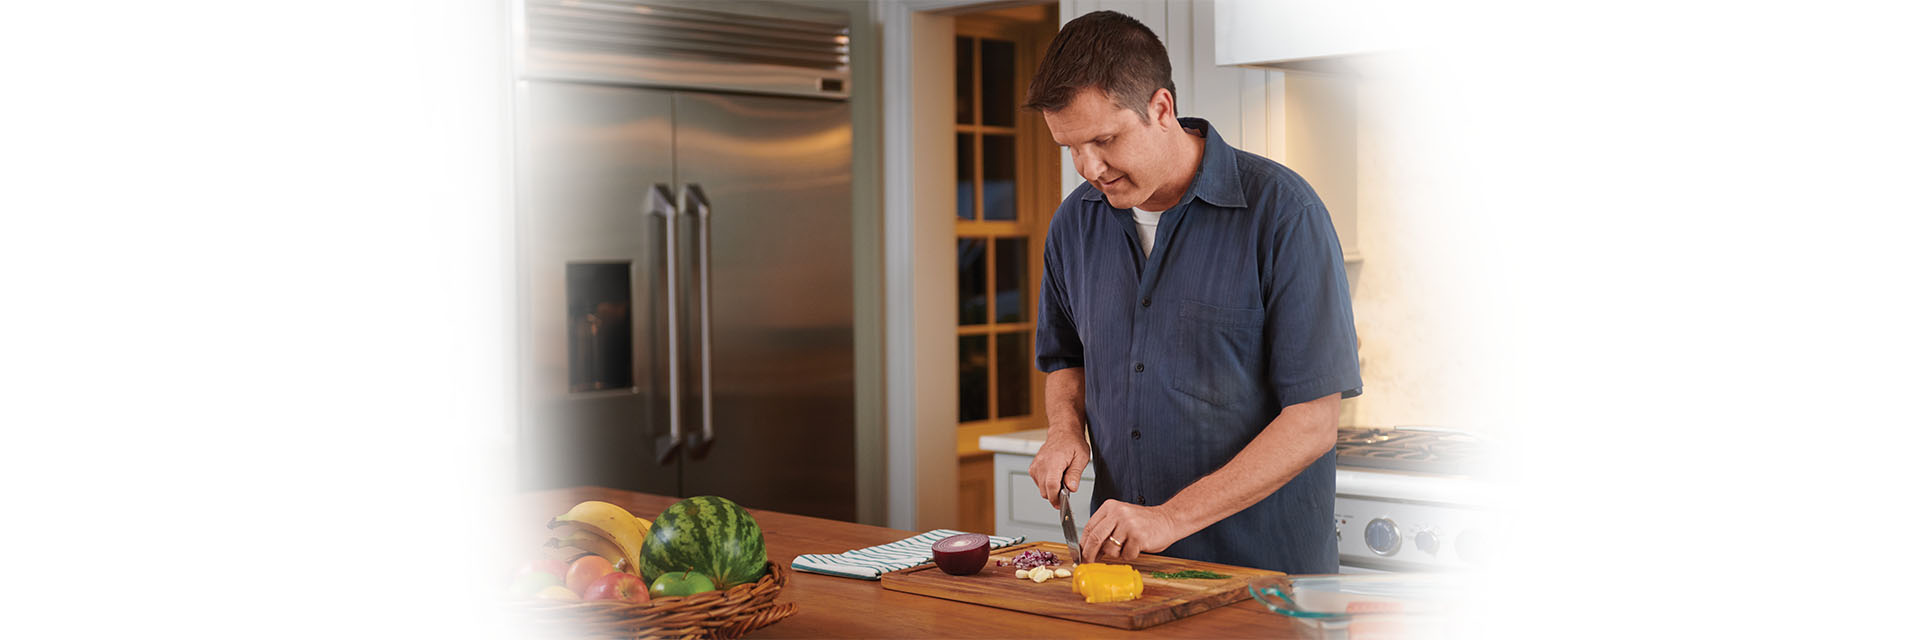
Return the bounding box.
[1070,563,1144,603]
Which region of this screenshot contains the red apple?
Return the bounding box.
[565,555,616,595]
[582,572,649,603]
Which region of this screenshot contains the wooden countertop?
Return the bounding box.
[518,487,1306,638]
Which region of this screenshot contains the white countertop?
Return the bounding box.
[977,428,1050,456]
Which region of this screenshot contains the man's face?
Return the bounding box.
[1043,88,1175,210]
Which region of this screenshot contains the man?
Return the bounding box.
[1025,11,1361,575]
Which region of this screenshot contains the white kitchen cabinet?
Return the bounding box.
[1212,0,1421,66]
[982,429,1097,543]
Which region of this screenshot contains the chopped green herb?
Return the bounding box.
[1149,570,1230,579]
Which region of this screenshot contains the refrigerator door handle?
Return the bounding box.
[682,184,717,458]
[650,184,684,465]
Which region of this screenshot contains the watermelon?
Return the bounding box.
[639,496,768,588]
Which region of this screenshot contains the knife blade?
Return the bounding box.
[1058,471,1081,564]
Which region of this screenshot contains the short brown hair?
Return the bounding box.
[1023,10,1174,121]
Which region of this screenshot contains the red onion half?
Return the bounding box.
[931,533,990,576]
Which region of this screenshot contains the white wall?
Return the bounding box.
[907,9,962,532]
[2,2,515,634]
[880,0,969,532]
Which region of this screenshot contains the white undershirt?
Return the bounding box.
[1132,207,1166,257]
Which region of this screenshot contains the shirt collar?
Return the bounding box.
[1081,117,1247,209]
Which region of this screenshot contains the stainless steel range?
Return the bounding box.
[1333,427,1490,573]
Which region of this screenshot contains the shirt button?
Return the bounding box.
[1131,430,1141,440]
[1134,362,1145,373]
[1141,297,1152,308]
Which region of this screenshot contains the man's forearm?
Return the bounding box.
[1044,367,1088,437]
[1161,393,1341,536]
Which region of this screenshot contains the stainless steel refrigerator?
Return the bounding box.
[512,0,857,521]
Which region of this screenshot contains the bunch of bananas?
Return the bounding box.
[545,500,652,575]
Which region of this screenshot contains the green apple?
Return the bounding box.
[509,571,563,598]
[535,585,580,601]
[648,571,717,597]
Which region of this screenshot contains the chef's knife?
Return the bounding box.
[1058,470,1081,564]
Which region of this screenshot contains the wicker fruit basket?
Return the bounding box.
[516,562,795,639]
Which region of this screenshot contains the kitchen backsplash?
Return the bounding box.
[1339,77,1475,431]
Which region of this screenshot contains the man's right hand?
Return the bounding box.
[1029,430,1090,510]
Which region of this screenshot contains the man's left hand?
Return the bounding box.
[1081,499,1184,563]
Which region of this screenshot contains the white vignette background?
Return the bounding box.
[3,1,1917,638]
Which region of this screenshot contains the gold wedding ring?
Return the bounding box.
[1108,536,1124,546]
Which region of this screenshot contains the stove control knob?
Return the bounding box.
[1414,529,1439,555]
[1364,518,1401,556]
[1455,529,1481,566]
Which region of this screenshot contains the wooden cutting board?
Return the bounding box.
[880,541,1285,630]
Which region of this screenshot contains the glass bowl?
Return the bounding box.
[1248,572,1463,639]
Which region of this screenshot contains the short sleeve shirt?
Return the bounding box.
[1035,118,1362,574]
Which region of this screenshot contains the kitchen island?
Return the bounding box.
[519,487,1307,638]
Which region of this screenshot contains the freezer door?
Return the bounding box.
[518,81,681,494]
[672,92,856,521]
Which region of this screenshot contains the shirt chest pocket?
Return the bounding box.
[1171,300,1265,407]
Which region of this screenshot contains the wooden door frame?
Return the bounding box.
[879,0,1057,532]
[952,13,1058,457]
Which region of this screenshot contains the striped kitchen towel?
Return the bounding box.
[791,529,1025,580]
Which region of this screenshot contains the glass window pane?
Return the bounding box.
[995,332,1031,418]
[982,134,1016,220]
[957,237,987,325]
[957,133,974,220]
[994,237,1027,323]
[956,37,974,124]
[959,335,989,423]
[981,38,1015,127]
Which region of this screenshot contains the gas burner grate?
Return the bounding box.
[1334,427,1482,474]
[1335,428,1413,446]
[1350,447,1440,460]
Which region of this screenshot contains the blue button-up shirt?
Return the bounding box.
[1035,117,1362,574]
